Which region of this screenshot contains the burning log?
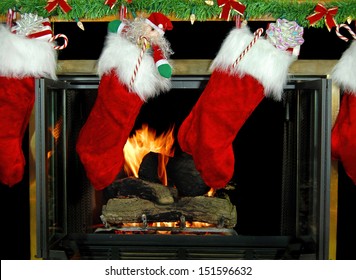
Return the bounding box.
[167,152,210,196]
[138,151,210,197]
[104,177,175,205]
[101,195,237,228]
[138,152,162,184]
[138,152,174,187]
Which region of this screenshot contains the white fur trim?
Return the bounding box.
[155,59,169,67]
[210,27,296,100]
[98,33,171,101]
[117,22,126,34]
[0,25,57,79]
[331,40,356,94]
[145,19,164,36]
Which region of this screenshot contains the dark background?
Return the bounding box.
[49,21,353,60]
[1,20,355,260]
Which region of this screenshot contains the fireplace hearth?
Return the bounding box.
[33,74,332,260]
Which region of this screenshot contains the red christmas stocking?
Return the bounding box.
[178,70,265,189]
[331,40,356,185]
[77,20,172,190]
[331,93,356,185]
[0,77,34,186]
[178,26,296,190]
[76,71,144,190]
[0,24,57,186]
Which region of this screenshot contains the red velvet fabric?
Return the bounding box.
[0,76,35,186]
[331,93,356,185]
[178,70,265,189]
[76,71,144,190]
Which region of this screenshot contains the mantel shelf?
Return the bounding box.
[57,59,337,76]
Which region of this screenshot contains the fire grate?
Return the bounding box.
[97,213,237,236]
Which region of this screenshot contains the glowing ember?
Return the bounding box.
[123,124,175,185]
[120,221,215,229]
[187,222,213,228]
[115,220,217,235]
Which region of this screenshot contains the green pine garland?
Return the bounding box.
[0,0,355,28]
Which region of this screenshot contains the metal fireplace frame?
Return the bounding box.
[31,69,334,260]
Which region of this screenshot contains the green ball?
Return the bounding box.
[158,64,172,78]
[108,20,122,33]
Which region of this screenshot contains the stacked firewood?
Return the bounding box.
[101,152,237,228]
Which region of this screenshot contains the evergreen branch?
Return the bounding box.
[0,0,355,28]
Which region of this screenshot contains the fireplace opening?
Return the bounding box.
[34,75,331,260]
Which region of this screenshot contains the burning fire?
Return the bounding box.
[123,124,175,185]
[117,221,218,235]
[121,221,213,228]
[119,124,217,233]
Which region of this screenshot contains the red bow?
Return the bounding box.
[306,3,338,31]
[105,0,117,9]
[45,0,72,13]
[217,0,246,21]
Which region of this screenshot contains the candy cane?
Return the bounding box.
[120,4,127,20]
[233,28,264,68]
[129,36,148,91]
[335,24,356,42]
[6,9,15,28]
[235,15,241,29]
[49,34,68,50]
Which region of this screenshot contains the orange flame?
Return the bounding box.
[120,221,216,234]
[117,124,219,234]
[123,124,175,185]
[47,117,63,159]
[49,116,63,144]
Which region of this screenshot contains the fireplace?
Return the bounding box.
[33,74,332,260]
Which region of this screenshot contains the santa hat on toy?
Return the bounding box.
[0,14,57,187]
[146,13,174,79]
[178,21,303,191]
[76,14,173,191]
[145,12,173,35]
[331,39,356,185]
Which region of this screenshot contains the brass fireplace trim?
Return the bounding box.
[30,59,340,260]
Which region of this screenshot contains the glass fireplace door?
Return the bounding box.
[34,76,332,260]
[35,78,69,259]
[281,78,332,259]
